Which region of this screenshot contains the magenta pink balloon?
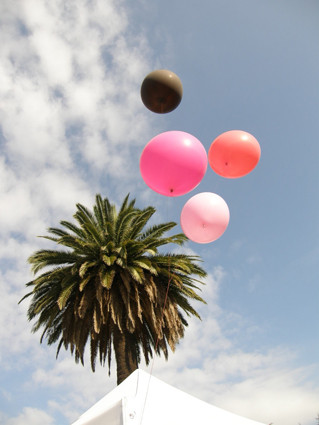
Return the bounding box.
[140,131,207,196]
[208,130,261,178]
[180,192,230,243]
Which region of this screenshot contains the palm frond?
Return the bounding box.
[28,250,79,274]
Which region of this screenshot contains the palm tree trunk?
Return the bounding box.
[113,326,138,385]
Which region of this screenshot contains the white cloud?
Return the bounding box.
[0,271,42,368]
[30,355,117,422]
[0,0,160,248]
[214,366,319,425]
[0,0,155,190]
[2,407,55,425]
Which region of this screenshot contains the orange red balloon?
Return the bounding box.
[208,130,261,178]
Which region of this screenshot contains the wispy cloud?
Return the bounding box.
[2,407,55,425]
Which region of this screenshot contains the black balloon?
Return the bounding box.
[140,69,183,114]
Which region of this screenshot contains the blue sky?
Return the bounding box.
[0,1,318,424]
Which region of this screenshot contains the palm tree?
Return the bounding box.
[20,194,206,384]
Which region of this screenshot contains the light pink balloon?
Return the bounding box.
[140,131,207,196]
[181,192,230,243]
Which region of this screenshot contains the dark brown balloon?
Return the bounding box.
[140,69,183,114]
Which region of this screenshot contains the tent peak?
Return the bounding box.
[71,369,267,425]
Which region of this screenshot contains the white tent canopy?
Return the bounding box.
[71,369,266,425]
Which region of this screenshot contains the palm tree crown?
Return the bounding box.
[20,194,206,384]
